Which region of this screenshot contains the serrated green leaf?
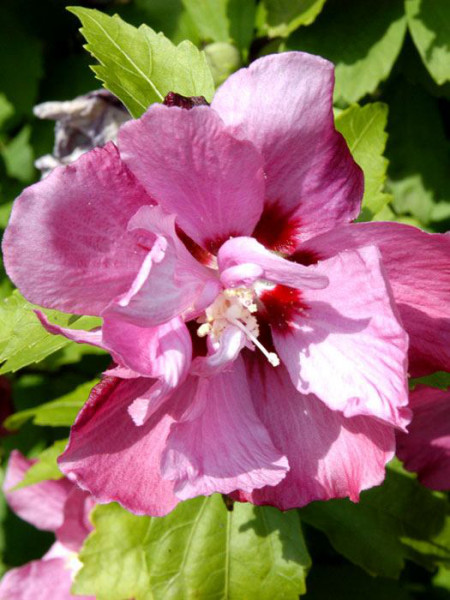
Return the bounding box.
[181,0,230,42]
[5,378,98,430]
[336,103,391,221]
[0,290,101,374]
[74,496,310,600]
[261,0,327,38]
[69,7,215,118]
[13,440,67,490]
[300,467,450,578]
[405,0,450,85]
[288,0,407,104]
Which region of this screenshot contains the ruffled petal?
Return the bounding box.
[212,52,363,248]
[0,555,93,600]
[2,143,152,315]
[271,247,409,428]
[234,360,395,510]
[55,488,94,552]
[190,325,246,377]
[299,222,450,376]
[161,357,289,499]
[59,376,180,517]
[3,451,73,532]
[218,236,328,289]
[396,386,450,490]
[119,104,265,251]
[35,311,103,347]
[105,205,221,327]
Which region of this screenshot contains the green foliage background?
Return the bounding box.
[0,0,449,598]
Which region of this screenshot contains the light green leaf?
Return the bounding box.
[0,290,101,374]
[0,94,14,130]
[288,0,407,104]
[13,440,68,489]
[261,0,327,38]
[1,126,35,183]
[5,378,98,430]
[405,0,450,85]
[335,103,391,221]
[74,496,310,600]
[69,7,215,118]
[181,0,229,42]
[300,467,450,578]
[204,42,241,86]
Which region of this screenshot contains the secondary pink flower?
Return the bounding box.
[0,451,94,600]
[396,385,450,490]
[3,52,450,515]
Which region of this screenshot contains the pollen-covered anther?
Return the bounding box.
[196,287,280,367]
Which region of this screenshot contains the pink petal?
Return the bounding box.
[299,222,450,376]
[234,360,395,510]
[102,316,192,380]
[0,556,93,600]
[190,325,246,377]
[55,488,94,552]
[218,236,328,289]
[59,377,180,517]
[272,247,409,428]
[35,311,103,347]
[396,385,450,490]
[105,205,221,327]
[118,104,265,252]
[3,451,73,532]
[161,357,289,499]
[212,52,363,248]
[2,143,152,315]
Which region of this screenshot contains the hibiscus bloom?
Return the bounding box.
[3,52,450,516]
[396,385,450,490]
[0,451,94,600]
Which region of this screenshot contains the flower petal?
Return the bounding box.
[0,556,93,600]
[212,52,363,247]
[218,236,328,289]
[105,205,221,327]
[234,360,395,510]
[299,222,450,376]
[161,357,289,499]
[272,247,409,428]
[35,311,103,347]
[59,377,180,517]
[55,488,94,552]
[2,143,152,315]
[3,451,73,532]
[190,325,246,377]
[396,385,450,490]
[119,104,265,251]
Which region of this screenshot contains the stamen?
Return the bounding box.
[229,317,280,367]
[196,286,281,367]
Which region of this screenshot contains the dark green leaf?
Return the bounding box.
[181,0,229,42]
[260,0,327,38]
[288,0,407,104]
[300,467,450,578]
[74,496,310,599]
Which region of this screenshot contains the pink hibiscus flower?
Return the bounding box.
[396,385,450,490]
[3,52,450,516]
[0,451,94,600]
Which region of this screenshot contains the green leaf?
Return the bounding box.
[181,0,230,42]
[288,0,407,104]
[300,467,450,578]
[227,0,256,55]
[74,496,310,600]
[204,42,241,85]
[410,371,450,391]
[1,125,35,183]
[335,103,391,221]
[261,0,327,38]
[405,0,450,85]
[5,378,98,430]
[69,7,215,118]
[13,440,68,489]
[0,290,101,374]
[385,79,450,225]
[0,94,14,131]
